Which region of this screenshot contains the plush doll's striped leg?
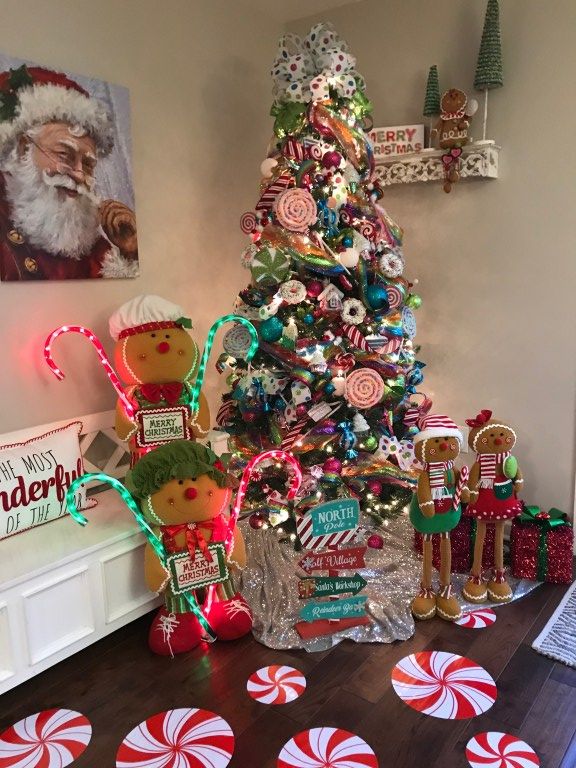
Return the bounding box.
[411,535,436,620]
[436,532,462,621]
[462,520,489,602]
[488,521,513,602]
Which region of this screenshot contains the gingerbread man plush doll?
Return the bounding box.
[126,440,252,655]
[462,410,523,604]
[409,414,467,622]
[432,88,478,192]
[109,295,211,464]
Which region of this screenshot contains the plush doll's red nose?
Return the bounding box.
[439,441,448,451]
[156,341,170,353]
[184,487,198,500]
[494,437,503,446]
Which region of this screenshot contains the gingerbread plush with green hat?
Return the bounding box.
[410,413,468,621]
[462,409,523,604]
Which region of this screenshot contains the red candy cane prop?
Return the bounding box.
[44,325,135,418]
[205,450,302,614]
[453,465,469,509]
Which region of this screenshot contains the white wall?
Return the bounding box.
[290,0,576,513]
[0,0,280,430]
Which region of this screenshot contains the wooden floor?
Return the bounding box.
[1,581,575,767]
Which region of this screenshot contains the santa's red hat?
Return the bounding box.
[0,66,113,159]
[414,413,463,444]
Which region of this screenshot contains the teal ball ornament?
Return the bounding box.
[303,313,314,325]
[342,235,354,248]
[366,284,390,311]
[324,383,336,395]
[259,316,283,342]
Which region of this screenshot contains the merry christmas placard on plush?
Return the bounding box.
[0,421,94,539]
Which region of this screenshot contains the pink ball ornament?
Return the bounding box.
[296,404,308,418]
[323,457,342,474]
[367,533,384,549]
[366,480,382,496]
[322,150,343,169]
[307,280,324,298]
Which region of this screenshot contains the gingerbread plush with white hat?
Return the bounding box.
[125,440,251,655]
[109,295,211,463]
[462,409,523,604]
[409,414,468,621]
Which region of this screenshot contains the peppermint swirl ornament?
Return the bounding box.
[250,246,291,286]
[240,211,257,234]
[341,298,366,325]
[345,368,385,409]
[274,188,317,232]
[223,324,254,359]
[279,280,307,304]
[380,250,405,278]
[385,281,406,310]
[247,665,306,704]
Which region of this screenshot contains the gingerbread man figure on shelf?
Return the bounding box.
[409,414,468,622]
[432,87,478,192]
[109,295,211,465]
[462,409,523,604]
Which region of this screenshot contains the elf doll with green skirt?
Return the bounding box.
[410,414,468,621]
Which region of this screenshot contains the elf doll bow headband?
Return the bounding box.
[465,409,492,428]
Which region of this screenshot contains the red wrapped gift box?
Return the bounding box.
[510,506,573,584]
[414,516,496,574]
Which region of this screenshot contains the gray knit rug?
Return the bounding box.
[532,580,576,668]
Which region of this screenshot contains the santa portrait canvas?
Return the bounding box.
[0,53,138,281]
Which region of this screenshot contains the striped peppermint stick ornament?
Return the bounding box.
[453,465,469,509]
[282,139,307,161]
[340,323,372,353]
[296,515,358,550]
[281,419,308,450]
[255,172,292,211]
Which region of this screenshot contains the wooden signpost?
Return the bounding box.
[295,499,370,639]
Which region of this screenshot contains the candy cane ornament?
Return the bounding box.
[454,464,469,509]
[44,325,136,417]
[65,472,216,640]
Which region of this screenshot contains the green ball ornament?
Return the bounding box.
[406,294,422,309]
[363,435,378,451]
[366,284,390,310]
[259,316,283,342]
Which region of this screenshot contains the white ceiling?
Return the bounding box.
[241,0,361,23]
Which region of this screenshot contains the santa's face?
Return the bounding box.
[2,121,102,259]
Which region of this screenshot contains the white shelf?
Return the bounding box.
[373,141,500,187]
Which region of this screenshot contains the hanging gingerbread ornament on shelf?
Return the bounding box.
[432,88,478,192]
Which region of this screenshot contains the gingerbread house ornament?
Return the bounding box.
[317,283,344,312]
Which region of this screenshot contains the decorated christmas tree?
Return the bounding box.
[217,23,426,542]
[423,65,441,146]
[475,0,503,140]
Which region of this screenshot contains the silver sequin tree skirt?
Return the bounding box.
[238,513,540,652]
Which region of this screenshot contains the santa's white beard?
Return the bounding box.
[2,151,101,259]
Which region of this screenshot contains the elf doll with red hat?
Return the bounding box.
[0,64,137,280]
[409,413,468,621]
[109,295,211,464]
[462,409,523,603]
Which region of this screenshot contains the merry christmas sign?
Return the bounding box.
[0,422,94,539]
[370,124,424,158]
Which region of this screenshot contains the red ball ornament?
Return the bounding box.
[367,533,384,549]
[296,404,308,418]
[366,480,382,496]
[322,150,343,169]
[242,411,258,423]
[249,512,266,529]
[323,457,342,473]
[307,280,323,298]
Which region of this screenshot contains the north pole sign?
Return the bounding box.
[369,124,424,158]
[296,498,360,550]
